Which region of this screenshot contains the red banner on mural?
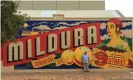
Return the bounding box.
[2,23,101,66]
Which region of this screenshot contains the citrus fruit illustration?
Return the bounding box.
[61,50,74,65]
[94,51,108,66]
[73,46,92,67]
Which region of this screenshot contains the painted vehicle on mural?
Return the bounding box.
[1,18,133,69]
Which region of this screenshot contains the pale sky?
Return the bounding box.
[106,0,133,17]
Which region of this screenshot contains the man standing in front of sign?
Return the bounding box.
[82,52,89,72]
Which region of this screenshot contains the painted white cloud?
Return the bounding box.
[122,22,132,27]
[100,34,110,40]
[100,23,106,30]
[70,21,87,26]
[120,30,133,38]
[54,26,68,30]
[33,25,50,31]
[100,30,133,40]
[101,30,133,40]
[57,21,87,27]
[99,22,131,30]
[57,22,70,26]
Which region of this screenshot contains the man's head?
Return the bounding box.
[84,51,87,55]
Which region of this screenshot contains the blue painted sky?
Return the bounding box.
[18,20,132,38]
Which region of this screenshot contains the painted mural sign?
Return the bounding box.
[1,18,133,69]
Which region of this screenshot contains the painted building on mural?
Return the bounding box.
[1,17,133,70]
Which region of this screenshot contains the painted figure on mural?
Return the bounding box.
[92,18,133,68]
[106,18,133,62]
